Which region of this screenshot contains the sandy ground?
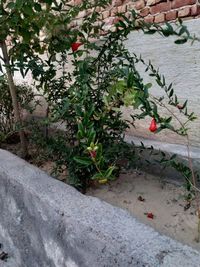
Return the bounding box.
[86,170,200,251]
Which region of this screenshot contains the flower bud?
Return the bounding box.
[149,118,157,132]
[89,150,97,159]
[71,42,82,52]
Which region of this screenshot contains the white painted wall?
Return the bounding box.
[124,19,200,147]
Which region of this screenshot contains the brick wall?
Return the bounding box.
[71,0,200,28]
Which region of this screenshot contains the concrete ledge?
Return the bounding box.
[125,135,200,160]
[125,135,200,184]
[0,149,200,267]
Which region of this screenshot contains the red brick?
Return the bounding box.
[70,20,77,27]
[126,3,135,11]
[86,8,92,15]
[154,13,165,22]
[178,7,191,17]
[113,0,123,6]
[95,6,101,12]
[74,0,82,5]
[125,11,131,19]
[171,0,196,9]
[147,0,165,6]
[117,4,127,13]
[134,0,145,10]
[102,10,110,19]
[166,10,177,20]
[150,2,170,14]
[113,17,122,24]
[144,15,154,23]
[110,6,118,16]
[104,17,114,26]
[77,10,87,18]
[67,0,74,5]
[100,30,108,36]
[140,7,150,17]
[191,5,200,16]
[76,18,84,26]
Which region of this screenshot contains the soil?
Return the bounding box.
[87,170,200,251]
[1,141,200,251]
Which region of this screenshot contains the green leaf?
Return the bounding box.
[91,173,104,180]
[44,0,53,4]
[78,123,84,136]
[179,25,187,36]
[156,78,163,87]
[104,166,116,178]
[6,2,15,9]
[34,3,42,12]
[23,5,33,16]
[182,100,188,109]
[165,22,173,33]
[73,156,92,166]
[165,117,172,123]
[170,154,176,160]
[22,30,32,43]
[164,123,175,131]
[169,89,174,98]
[144,30,157,34]
[127,72,134,88]
[15,0,23,9]
[174,38,187,44]
[116,20,127,29]
[145,83,152,90]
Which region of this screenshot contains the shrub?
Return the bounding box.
[0,75,34,142]
[32,9,198,192]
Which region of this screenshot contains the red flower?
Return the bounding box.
[149,118,157,132]
[89,150,97,159]
[147,212,154,219]
[71,42,82,52]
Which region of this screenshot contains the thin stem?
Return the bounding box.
[150,94,200,217]
[0,40,28,157]
[93,158,103,177]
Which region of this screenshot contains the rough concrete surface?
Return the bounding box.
[0,149,200,267]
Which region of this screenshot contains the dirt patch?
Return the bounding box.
[87,170,200,251]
